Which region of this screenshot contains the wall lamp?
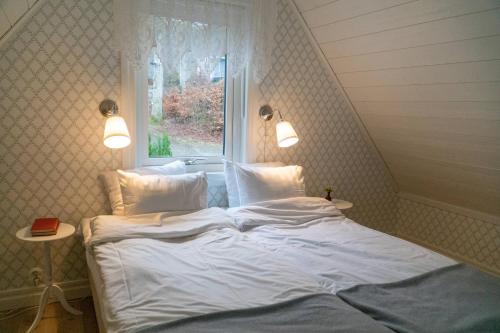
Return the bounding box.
[99,99,131,149]
[259,105,299,148]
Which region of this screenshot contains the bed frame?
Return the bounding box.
[88,267,106,332]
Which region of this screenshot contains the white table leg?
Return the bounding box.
[26,241,82,332]
[52,284,82,315]
[43,242,52,286]
[26,286,50,333]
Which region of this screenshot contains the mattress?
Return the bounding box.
[81,198,456,332]
[81,218,109,332]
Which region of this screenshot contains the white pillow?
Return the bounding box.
[99,161,186,215]
[117,171,208,215]
[223,160,284,207]
[234,164,306,205]
[130,160,186,175]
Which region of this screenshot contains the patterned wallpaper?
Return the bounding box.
[0,0,227,293]
[397,198,500,275]
[256,0,398,231]
[0,0,398,294]
[0,0,495,302]
[0,0,120,291]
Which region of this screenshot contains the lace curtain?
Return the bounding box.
[113,0,278,83]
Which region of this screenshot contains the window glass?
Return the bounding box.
[147,49,226,158]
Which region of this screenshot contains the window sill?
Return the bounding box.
[186,163,223,173]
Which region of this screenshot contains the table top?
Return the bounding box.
[332,199,353,210]
[16,223,75,242]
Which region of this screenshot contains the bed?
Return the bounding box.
[82,163,500,332]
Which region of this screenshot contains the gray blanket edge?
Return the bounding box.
[338,263,500,333]
[138,293,393,333]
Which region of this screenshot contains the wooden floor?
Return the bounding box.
[0,297,98,333]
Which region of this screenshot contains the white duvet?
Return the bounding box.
[229,197,456,292]
[85,197,455,333]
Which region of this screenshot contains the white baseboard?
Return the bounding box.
[0,279,90,311]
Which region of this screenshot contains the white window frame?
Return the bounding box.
[128,55,247,171]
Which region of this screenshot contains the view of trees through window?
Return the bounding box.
[148,51,226,158]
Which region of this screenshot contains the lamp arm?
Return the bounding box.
[276,109,284,121]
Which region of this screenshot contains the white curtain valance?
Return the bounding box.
[113,0,278,83]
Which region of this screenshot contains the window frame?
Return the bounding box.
[131,54,245,171]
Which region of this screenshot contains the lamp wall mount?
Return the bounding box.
[259,104,285,122]
[259,104,299,148]
[99,99,119,117]
[259,104,274,121]
[99,99,131,149]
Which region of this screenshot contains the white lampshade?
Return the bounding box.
[276,120,299,148]
[103,116,131,149]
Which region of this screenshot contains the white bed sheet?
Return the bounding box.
[228,197,455,292]
[241,217,455,292]
[82,198,456,332]
[85,208,327,332]
[93,232,326,332]
[86,242,108,332]
[81,218,110,332]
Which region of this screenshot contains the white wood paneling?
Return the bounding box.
[378,139,500,170]
[332,35,500,73]
[340,60,500,87]
[312,0,500,43]
[373,131,500,155]
[355,101,500,120]
[386,155,500,191]
[296,0,500,216]
[294,0,336,13]
[363,114,500,139]
[346,82,500,102]
[390,154,500,180]
[361,125,500,146]
[303,0,413,28]
[322,8,500,58]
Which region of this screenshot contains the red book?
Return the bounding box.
[31,218,60,236]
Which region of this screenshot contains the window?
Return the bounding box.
[114,1,278,169]
[135,25,245,169]
[147,51,227,160]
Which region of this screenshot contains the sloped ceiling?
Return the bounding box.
[294,0,500,216]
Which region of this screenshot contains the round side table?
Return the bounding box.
[332,199,353,210]
[16,223,82,333]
